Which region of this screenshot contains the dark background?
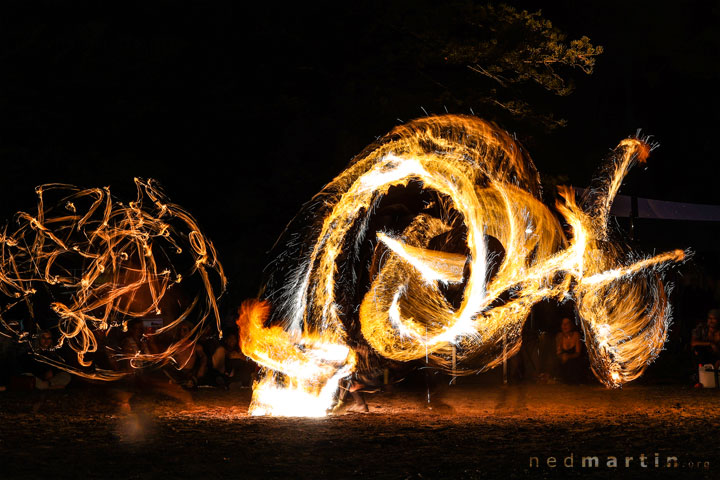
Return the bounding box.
[1,0,718,333]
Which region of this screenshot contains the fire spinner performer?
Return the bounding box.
[237,115,686,417]
[0,178,226,380]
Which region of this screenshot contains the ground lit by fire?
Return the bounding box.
[0,384,717,479]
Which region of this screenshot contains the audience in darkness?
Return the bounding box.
[15,329,72,390]
[691,308,720,369]
[4,306,720,393]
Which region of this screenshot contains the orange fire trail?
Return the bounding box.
[238,115,685,416]
[0,178,226,379]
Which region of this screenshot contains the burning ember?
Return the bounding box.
[0,178,226,379]
[238,115,685,416]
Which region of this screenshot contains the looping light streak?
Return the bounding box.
[237,115,684,416]
[0,178,226,379]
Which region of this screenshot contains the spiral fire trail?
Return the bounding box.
[238,115,685,416]
[0,178,226,379]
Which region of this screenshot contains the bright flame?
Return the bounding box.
[240,115,684,416]
[237,299,355,416]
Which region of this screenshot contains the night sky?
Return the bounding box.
[1,0,718,315]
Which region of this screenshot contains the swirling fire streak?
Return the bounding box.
[237,115,685,416]
[0,178,226,379]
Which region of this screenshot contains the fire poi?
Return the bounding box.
[237,115,685,417]
[0,178,226,379]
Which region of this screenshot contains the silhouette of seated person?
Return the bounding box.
[22,330,71,390]
[204,330,256,387]
[691,309,720,369]
[555,317,583,383]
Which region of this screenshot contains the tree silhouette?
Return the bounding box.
[340,1,603,130]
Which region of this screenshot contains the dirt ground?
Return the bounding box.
[0,380,718,479]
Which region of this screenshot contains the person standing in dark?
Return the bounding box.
[691,309,720,368]
[555,317,583,383]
